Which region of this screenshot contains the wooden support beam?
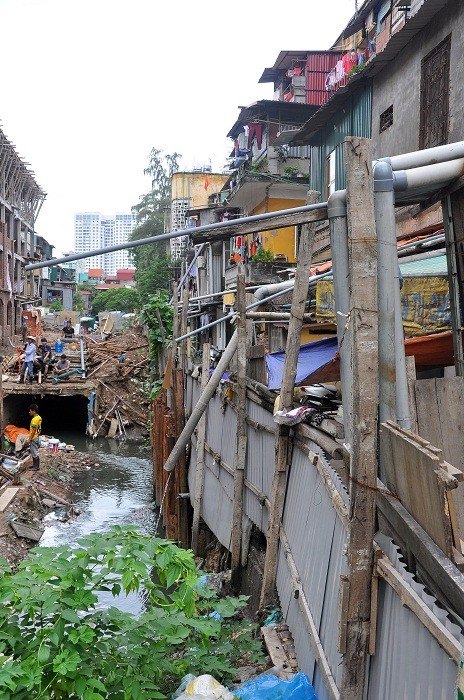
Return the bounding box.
[280,527,341,700]
[191,205,328,244]
[231,272,247,590]
[341,137,378,700]
[375,547,462,663]
[260,191,320,609]
[191,344,211,554]
[377,486,464,619]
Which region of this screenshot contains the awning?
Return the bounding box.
[266,336,338,390]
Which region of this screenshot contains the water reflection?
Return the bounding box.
[40,434,161,614]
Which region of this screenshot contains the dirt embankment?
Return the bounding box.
[0,447,95,567]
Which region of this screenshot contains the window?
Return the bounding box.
[325,150,336,198]
[379,105,393,133]
[419,35,451,149]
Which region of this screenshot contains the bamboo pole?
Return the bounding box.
[231,272,247,590]
[340,137,378,700]
[260,191,320,609]
[191,342,211,554]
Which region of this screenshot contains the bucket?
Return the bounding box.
[55,340,63,354]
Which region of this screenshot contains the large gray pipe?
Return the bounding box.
[26,201,328,271]
[327,190,352,450]
[380,141,464,172]
[164,330,238,472]
[393,158,464,192]
[374,162,410,432]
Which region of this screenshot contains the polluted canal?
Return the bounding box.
[40,434,160,613]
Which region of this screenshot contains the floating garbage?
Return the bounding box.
[235,673,317,700]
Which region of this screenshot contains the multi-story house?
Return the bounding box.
[167,170,229,259]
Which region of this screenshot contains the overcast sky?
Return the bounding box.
[1,0,356,256]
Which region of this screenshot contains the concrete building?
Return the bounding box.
[0,126,46,343]
[167,171,229,258]
[74,212,136,275]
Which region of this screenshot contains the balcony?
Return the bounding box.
[225,260,295,290]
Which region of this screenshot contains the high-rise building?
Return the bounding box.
[74,212,136,275]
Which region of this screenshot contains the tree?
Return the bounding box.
[73,291,85,313]
[130,149,181,301]
[0,527,264,699]
[92,287,139,315]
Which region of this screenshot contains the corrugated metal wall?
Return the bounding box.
[277,445,348,696]
[309,84,373,195]
[368,535,463,700]
[306,52,344,106]
[185,375,461,698]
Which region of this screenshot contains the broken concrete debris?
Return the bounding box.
[0,445,95,567]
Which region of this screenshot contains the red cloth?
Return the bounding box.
[248,123,263,150]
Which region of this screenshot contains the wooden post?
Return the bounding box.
[231,271,247,591]
[259,191,320,609]
[340,137,378,700]
[191,342,211,554]
[169,283,179,410]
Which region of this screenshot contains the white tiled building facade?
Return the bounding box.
[74,212,136,275]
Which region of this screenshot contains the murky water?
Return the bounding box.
[40,433,161,613]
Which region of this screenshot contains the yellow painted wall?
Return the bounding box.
[171,172,228,209]
[250,198,305,263]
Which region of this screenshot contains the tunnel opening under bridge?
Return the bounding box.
[4,392,89,436]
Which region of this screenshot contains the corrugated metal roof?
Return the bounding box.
[399,254,447,276]
[226,101,320,140]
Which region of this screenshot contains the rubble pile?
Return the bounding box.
[85,326,151,438]
[0,446,95,567]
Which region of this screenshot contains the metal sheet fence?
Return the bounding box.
[185,375,461,698]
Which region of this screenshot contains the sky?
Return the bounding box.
[0,0,356,256]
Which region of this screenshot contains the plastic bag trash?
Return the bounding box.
[174,674,235,700]
[172,674,196,698]
[235,672,317,700]
[273,407,316,426]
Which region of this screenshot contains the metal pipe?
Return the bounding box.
[175,270,332,343]
[393,158,464,193]
[25,201,328,271]
[187,285,264,303]
[374,162,410,433]
[327,189,352,450]
[442,195,464,376]
[164,330,239,472]
[374,162,397,428]
[79,335,86,375]
[379,140,464,172]
[171,243,205,301]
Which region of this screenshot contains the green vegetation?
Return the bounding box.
[250,248,274,264]
[130,149,181,304]
[73,291,85,313]
[0,527,264,700]
[49,300,63,312]
[92,287,139,315]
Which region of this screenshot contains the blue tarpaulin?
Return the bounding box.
[266,336,339,390]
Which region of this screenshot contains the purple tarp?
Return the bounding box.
[266,336,339,390]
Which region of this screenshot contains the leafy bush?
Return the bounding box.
[250,248,274,264]
[0,526,264,699]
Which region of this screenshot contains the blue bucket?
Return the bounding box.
[54,340,63,354]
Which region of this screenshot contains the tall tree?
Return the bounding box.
[130,149,181,302]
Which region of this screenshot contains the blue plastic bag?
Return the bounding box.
[235,672,317,700]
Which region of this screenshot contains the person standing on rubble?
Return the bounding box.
[20,336,37,384]
[28,404,42,472]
